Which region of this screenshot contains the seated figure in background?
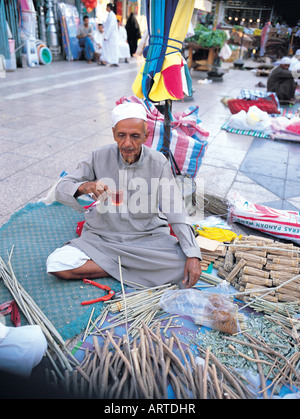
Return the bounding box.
[77,15,99,64]
[267,57,297,103]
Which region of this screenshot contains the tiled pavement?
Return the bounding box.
[0,56,300,228]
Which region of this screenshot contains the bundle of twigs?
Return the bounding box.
[202,193,229,219]
[0,248,79,380]
[86,284,179,340]
[61,322,255,399]
[246,299,300,330]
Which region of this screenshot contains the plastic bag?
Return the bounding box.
[195,225,241,242]
[219,43,232,60]
[229,193,300,245]
[159,281,240,334]
[227,106,272,133]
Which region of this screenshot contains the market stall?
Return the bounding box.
[185,23,226,70]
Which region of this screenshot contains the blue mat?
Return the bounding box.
[0,201,123,340]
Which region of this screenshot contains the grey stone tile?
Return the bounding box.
[1,113,39,130]
[287,197,300,209]
[210,130,254,151]
[286,164,300,182]
[204,144,248,170]
[260,200,284,210]
[282,200,300,211]
[15,135,74,159]
[239,172,285,197]
[52,120,100,141]
[0,138,17,153]
[260,199,300,212]
[196,164,237,199]
[227,179,279,204]
[240,157,287,179]
[2,123,58,144]
[0,170,55,218]
[288,143,300,165]
[27,146,89,180]
[79,133,115,153]
[0,152,38,180]
[245,137,289,163]
[284,180,300,199]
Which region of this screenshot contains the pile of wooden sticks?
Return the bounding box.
[62,322,255,399]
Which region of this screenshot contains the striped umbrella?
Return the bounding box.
[132,0,195,103]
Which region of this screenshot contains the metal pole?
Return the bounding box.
[162,99,172,160]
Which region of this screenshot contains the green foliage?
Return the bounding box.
[186,23,227,48]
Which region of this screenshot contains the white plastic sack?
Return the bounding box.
[219,43,232,60]
[229,193,300,245]
[228,106,272,133]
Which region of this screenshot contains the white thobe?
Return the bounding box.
[0,322,47,377]
[102,11,119,64]
[93,30,104,55]
[118,26,130,60]
[49,144,201,288]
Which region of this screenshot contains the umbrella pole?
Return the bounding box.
[162,99,172,160]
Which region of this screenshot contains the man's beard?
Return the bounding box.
[121,149,140,164]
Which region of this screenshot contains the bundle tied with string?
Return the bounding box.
[132,0,195,103]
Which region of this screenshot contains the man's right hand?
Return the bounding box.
[76,181,110,201]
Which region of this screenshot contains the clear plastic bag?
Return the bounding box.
[159,281,239,334]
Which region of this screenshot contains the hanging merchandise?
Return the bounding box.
[1,1,22,67]
[132,0,195,103]
[57,3,81,61]
[0,1,9,60]
[45,0,60,52]
[18,0,37,40]
[18,0,41,67]
[37,0,47,43]
[81,0,97,14]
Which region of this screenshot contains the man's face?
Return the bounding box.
[98,24,104,32]
[84,17,89,27]
[113,119,149,164]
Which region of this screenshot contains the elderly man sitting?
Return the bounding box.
[47,103,202,289]
[267,57,297,103]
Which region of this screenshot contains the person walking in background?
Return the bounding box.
[101,3,119,67]
[125,12,141,56]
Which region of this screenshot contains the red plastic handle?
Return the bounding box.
[82,278,111,291]
[81,279,115,305]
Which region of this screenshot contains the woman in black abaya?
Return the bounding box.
[125,13,141,56]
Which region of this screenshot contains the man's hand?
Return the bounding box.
[183,257,202,288]
[76,180,110,201]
